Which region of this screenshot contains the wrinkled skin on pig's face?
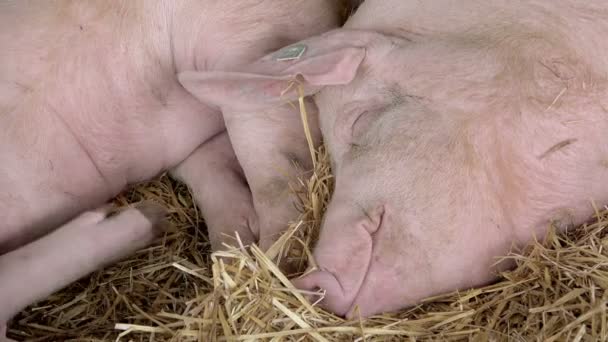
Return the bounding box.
[292,23,608,317]
[297,35,520,317]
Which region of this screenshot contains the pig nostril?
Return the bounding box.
[306,288,326,306]
[293,270,355,316]
[353,203,386,235]
[292,278,324,303]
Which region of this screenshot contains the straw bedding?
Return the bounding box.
[6,137,608,341]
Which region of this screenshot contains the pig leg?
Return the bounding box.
[222,101,321,250]
[0,202,168,325]
[171,131,258,251]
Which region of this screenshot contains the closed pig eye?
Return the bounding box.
[348,86,414,147]
[348,101,393,150]
[350,107,386,141]
[332,100,390,152]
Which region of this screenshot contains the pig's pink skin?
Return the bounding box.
[183,0,608,318]
[0,203,168,334]
[177,30,368,249]
[0,0,340,327]
[0,0,340,251]
[171,131,259,251]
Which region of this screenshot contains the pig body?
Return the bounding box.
[184,0,608,318]
[0,0,340,330]
[0,1,201,252]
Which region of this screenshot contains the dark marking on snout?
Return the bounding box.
[538,138,577,160]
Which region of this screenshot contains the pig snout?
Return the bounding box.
[293,200,385,317]
[293,192,508,318]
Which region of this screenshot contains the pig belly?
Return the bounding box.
[0,103,113,253]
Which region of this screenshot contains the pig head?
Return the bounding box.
[183,12,608,319]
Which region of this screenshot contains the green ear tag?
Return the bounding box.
[273,43,307,61]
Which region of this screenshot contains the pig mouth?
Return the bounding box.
[295,205,384,317]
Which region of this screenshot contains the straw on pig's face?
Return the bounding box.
[296,24,608,317]
[296,36,520,317]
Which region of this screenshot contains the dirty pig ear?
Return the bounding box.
[177,44,366,111]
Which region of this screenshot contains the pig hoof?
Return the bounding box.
[133,201,174,234]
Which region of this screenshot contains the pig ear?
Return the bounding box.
[177,46,366,111]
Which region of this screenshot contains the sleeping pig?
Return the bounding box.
[0,0,341,334]
[177,0,608,318]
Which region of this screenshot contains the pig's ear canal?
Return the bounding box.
[177,45,365,111]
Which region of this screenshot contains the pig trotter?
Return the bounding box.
[171,131,259,251]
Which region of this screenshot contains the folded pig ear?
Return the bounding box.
[177,43,366,111]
